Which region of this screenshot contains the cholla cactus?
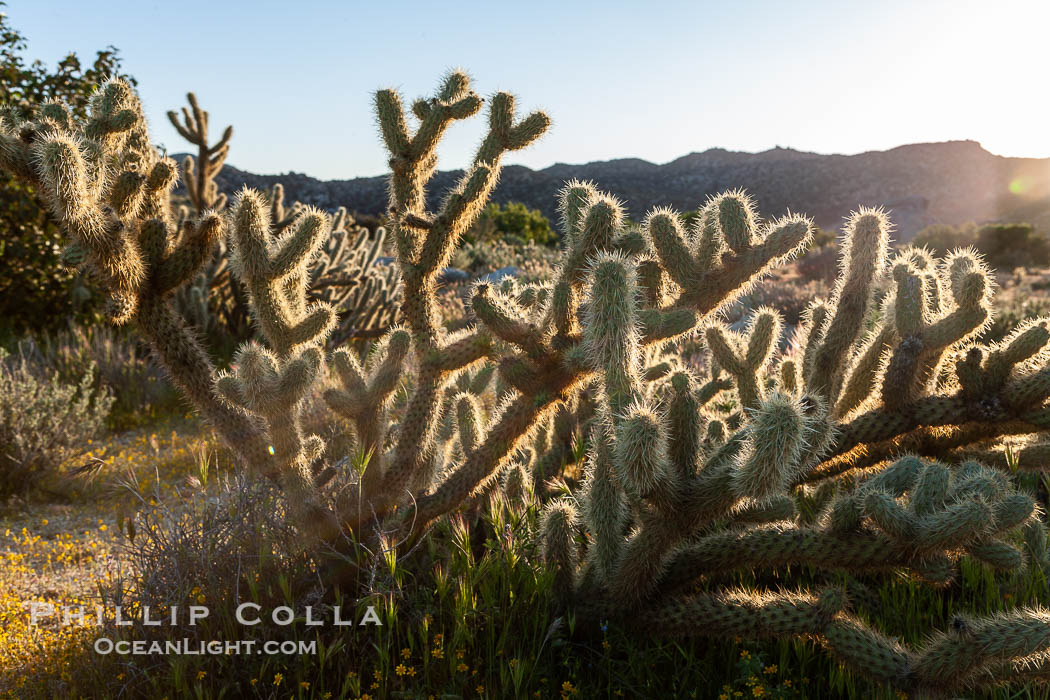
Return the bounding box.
[0,83,267,465]
[537,191,1050,696]
[168,92,231,213]
[168,95,402,345]
[7,72,1050,696]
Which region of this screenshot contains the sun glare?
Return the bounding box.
[942,1,1050,158]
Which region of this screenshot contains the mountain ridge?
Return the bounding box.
[180,140,1050,240]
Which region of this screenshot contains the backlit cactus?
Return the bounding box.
[166,94,402,345]
[7,71,1050,696]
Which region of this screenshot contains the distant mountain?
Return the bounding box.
[176,140,1050,241]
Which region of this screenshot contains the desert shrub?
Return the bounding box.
[115,471,304,611]
[452,237,562,280]
[464,201,555,245]
[17,324,183,430]
[911,221,977,255]
[908,220,1050,273]
[0,7,136,335]
[975,222,1050,271]
[0,345,113,496]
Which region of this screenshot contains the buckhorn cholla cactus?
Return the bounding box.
[6,73,1050,695]
[167,94,402,344]
[540,201,1050,696]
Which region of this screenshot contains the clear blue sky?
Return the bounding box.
[8,0,1049,179]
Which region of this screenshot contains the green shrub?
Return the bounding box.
[465,201,555,245]
[22,324,182,430]
[976,222,1050,271]
[0,345,114,497]
[910,222,977,255]
[912,221,1050,272]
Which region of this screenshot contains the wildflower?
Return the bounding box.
[763,665,777,675]
[602,640,611,650]
[432,647,444,659]
[197,671,206,680]
[301,681,310,689]
[273,673,284,686]
[476,685,484,694]
[509,658,519,668]
[196,594,205,604]
[458,662,468,672]
[396,663,407,676]
[752,686,765,698]
[250,678,258,686]
[456,648,465,659]
[323,694,332,699]
[401,647,411,659]
[562,680,577,695]
[408,666,417,677]
[116,673,125,681]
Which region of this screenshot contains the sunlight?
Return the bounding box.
[939,0,1050,158]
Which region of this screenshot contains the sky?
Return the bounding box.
[8,0,1050,180]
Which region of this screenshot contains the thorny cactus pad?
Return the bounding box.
[6,72,1050,696]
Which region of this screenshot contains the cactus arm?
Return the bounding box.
[167,92,231,213]
[673,214,813,316]
[809,209,891,403]
[375,73,551,515]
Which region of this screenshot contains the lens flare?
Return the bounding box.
[1009,176,1034,196]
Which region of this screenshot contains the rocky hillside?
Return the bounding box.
[182,140,1050,240]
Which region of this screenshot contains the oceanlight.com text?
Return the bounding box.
[93,638,318,655]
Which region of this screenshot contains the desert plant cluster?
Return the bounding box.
[5,63,1050,699]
